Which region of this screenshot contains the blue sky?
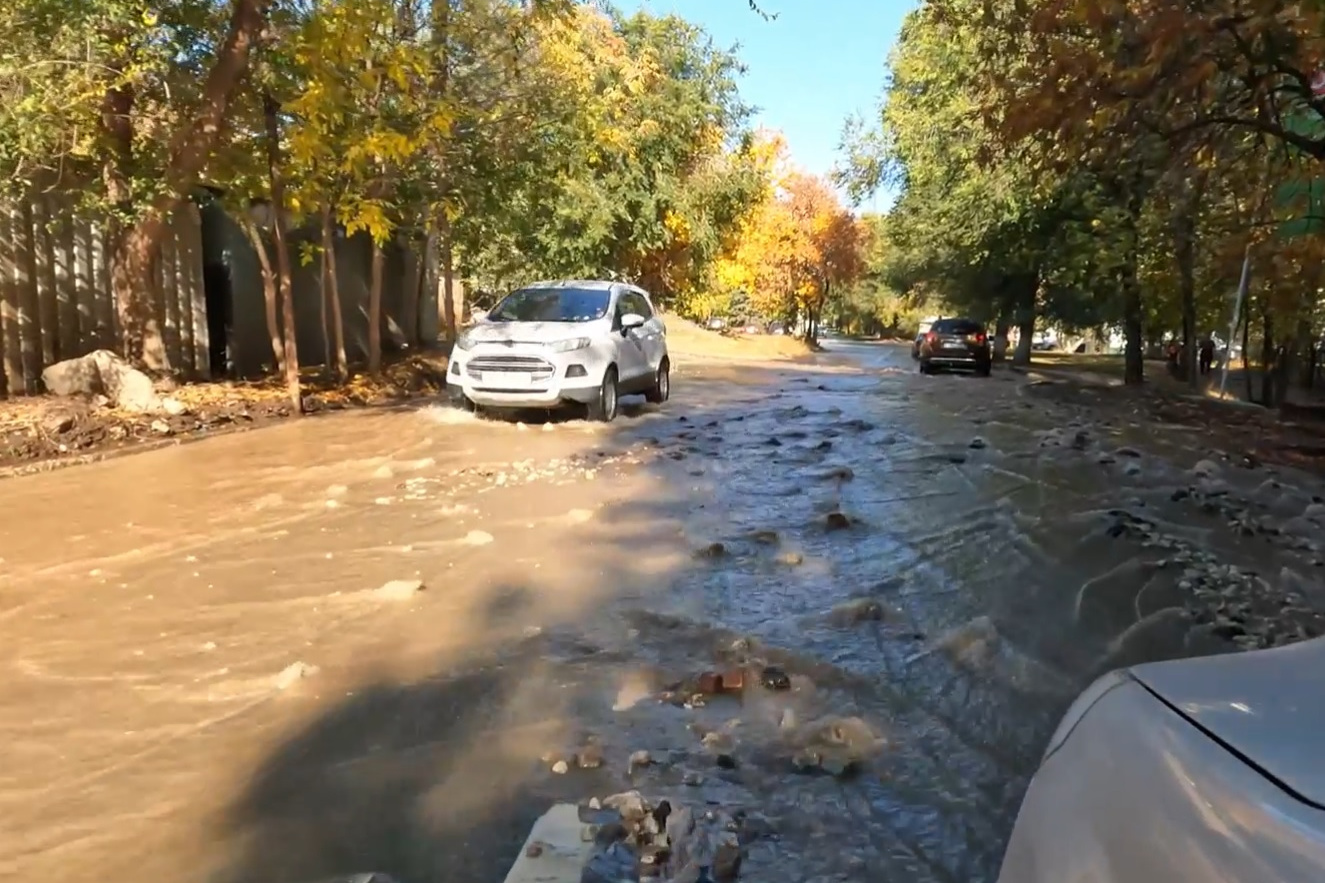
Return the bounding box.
[623,0,915,208]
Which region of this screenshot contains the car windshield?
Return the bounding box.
[933,319,983,335]
[487,287,611,323]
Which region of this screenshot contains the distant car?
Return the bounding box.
[999,638,1325,883]
[918,317,991,375]
[706,317,726,330]
[447,280,670,422]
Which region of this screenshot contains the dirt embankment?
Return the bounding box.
[0,352,450,477]
[1024,376,1325,474]
[664,317,819,362]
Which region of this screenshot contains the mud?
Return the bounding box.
[0,351,450,476]
[3,344,1325,883]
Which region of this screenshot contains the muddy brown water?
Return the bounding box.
[2,342,1323,883]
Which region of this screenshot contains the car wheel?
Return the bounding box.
[587,366,619,422]
[645,357,670,404]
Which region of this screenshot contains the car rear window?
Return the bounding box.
[932,319,983,335]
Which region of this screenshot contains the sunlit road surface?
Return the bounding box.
[2,341,1322,883]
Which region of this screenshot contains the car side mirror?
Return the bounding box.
[621,313,646,331]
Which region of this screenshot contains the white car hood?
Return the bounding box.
[1130,636,1325,806]
[464,320,601,346]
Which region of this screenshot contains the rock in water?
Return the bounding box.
[825,512,851,530]
[373,579,424,600]
[759,666,791,690]
[827,597,899,626]
[274,661,318,690]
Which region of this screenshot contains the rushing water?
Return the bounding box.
[1,343,1322,883]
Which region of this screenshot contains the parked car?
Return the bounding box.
[912,316,940,359]
[999,637,1325,882]
[917,317,992,375]
[447,280,669,422]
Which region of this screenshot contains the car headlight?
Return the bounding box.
[548,337,591,353]
[455,331,474,350]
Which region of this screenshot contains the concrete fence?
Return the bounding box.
[0,192,453,398]
[0,193,208,396]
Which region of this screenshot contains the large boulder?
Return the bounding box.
[40,349,164,412]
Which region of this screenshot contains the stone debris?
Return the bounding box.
[1101,506,1325,653]
[274,661,319,690]
[824,512,851,530]
[695,542,727,559]
[827,597,904,626]
[372,578,424,600]
[577,741,605,769]
[40,349,182,413]
[577,792,746,883]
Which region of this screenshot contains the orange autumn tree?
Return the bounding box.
[785,172,865,340]
[716,137,864,339]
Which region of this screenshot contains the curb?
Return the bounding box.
[502,803,591,883]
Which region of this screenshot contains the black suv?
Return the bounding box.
[918,317,992,376]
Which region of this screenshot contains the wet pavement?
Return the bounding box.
[2,341,1324,883]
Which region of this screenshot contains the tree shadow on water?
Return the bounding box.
[210,630,611,883]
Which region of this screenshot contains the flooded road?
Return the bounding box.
[3,342,1324,883]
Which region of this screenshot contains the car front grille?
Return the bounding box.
[466,355,555,382]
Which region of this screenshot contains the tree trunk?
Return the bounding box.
[110,0,268,366]
[1294,317,1314,389]
[318,220,332,375]
[1241,302,1253,401]
[321,205,348,381]
[98,74,168,367]
[1260,310,1275,406]
[1013,313,1035,366]
[402,237,423,346]
[992,315,1010,362]
[1011,274,1037,367]
[368,237,385,374]
[240,219,284,373]
[1173,201,1198,389]
[422,230,439,340]
[438,211,458,341]
[430,0,458,343]
[1121,262,1144,385]
[263,90,300,412]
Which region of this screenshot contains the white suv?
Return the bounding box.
[447,280,670,421]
